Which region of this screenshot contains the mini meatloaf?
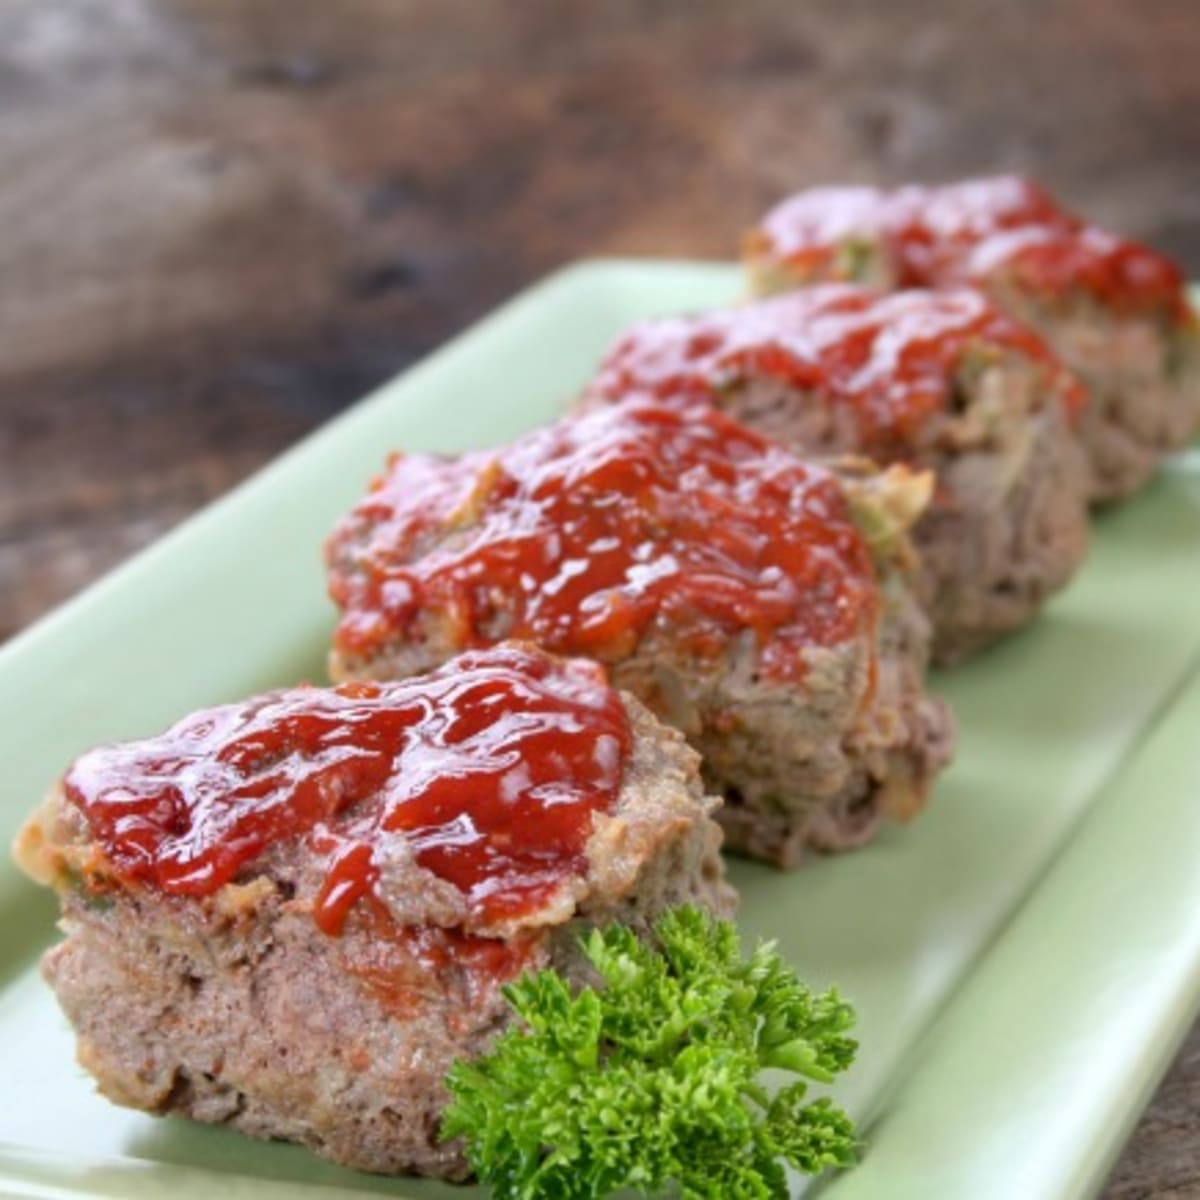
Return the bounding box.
[14,643,733,1179]
[744,176,1200,502]
[325,401,953,867]
[585,284,1090,664]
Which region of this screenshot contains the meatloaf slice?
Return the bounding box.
[585,285,1090,664]
[325,401,954,867]
[13,643,733,1179]
[744,176,1200,502]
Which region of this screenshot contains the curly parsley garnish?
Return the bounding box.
[442,906,858,1198]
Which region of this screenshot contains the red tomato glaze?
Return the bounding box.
[590,284,1085,451]
[63,644,631,935]
[756,177,1188,321]
[327,403,877,680]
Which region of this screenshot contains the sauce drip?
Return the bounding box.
[590,285,1084,451]
[63,645,631,934]
[756,177,1189,321]
[344,913,540,1018]
[327,403,877,678]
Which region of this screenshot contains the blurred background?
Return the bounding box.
[1,2,1197,1189]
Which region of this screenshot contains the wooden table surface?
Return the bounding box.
[2,1,1198,1193]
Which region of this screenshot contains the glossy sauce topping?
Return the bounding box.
[327,403,877,678]
[756,177,1188,320]
[591,285,1084,451]
[63,645,631,934]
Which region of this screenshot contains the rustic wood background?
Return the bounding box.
[2,1,1197,1192]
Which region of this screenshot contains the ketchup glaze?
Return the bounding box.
[63,644,631,935]
[754,177,1188,321]
[590,284,1085,451]
[327,402,878,681]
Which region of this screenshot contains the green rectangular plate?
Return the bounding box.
[3,262,1200,1200]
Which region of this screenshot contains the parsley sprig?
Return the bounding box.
[442,906,858,1198]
